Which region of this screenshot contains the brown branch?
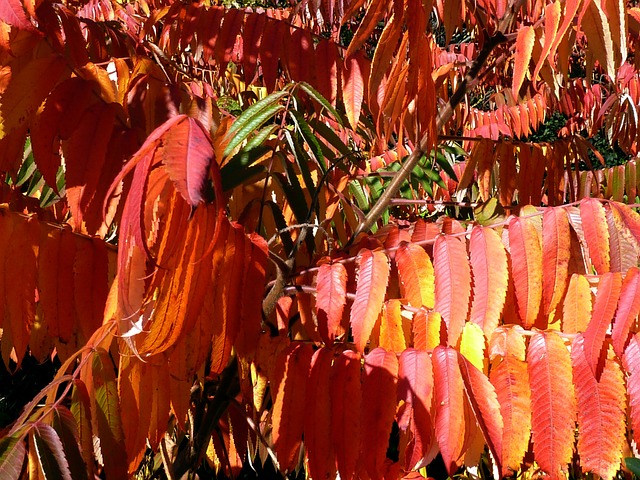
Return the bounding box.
[348,0,527,243]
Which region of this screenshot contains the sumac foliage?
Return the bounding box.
[1,0,640,478]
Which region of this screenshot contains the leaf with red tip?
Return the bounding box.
[508,216,543,328]
[458,352,503,473]
[583,272,621,379]
[612,267,640,357]
[512,26,535,96]
[396,242,435,309]
[432,346,466,476]
[159,116,212,207]
[469,226,508,337]
[434,235,471,346]
[305,348,336,480]
[579,198,610,273]
[489,327,531,477]
[561,273,592,334]
[572,335,626,480]
[623,335,640,449]
[527,332,576,480]
[350,249,390,352]
[331,350,362,480]
[361,348,398,479]
[316,262,348,345]
[398,349,435,469]
[542,207,571,316]
[271,343,314,472]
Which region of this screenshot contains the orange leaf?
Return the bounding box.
[342,53,365,128]
[412,309,443,350]
[532,1,561,83]
[508,216,543,328]
[527,332,576,480]
[361,348,398,478]
[271,343,314,472]
[579,198,610,273]
[580,0,615,80]
[396,242,435,309]
[379,300,407,352]
[583,272,621,379]
[489,327,531,477]
[432,345,466,476]
[561,274,592,333]
[434,235,471,346]
[350,249,390,352]
[331,350,362,480]
[512,26,535,97]
[605,203,638,273]
[572,335,626,480]
[458,352,503,474]
[345,0,387,58]
[398,349,435,469]
[469,226,508,337]
[305,348,336,480]
[542,207,571,316]
[316,261,348,345]
[611,267,640,357]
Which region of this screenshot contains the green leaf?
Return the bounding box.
[626,457,640,476]
[309,119,352,159]
[244,124,278,151]
[32,424,73,480]
[223,103,284,158]
[349,180,370,211]
[71,380,94,479]
[283,129,317,201]
[223,90,287,141]
[297,82,344,125]
[0,435,26,480]
[221,146,270,191]
[435,150,459,182]
[289,110,326,172]
[51,407,89,480]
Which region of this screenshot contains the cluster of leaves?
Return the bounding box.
[2,0,640,478]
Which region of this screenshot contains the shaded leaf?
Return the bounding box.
[32,424,72,480]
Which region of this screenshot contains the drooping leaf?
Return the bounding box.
[70,380,93,479]
[582,271,622,379]
[305,348,336,480]
[342,53,365,128]
[572,335,626,480]
[561,273,592,333]
[0,435,26,480]
[542,207,571,316]
[457,352,503,474]
[489,327,531,477]
[316,261,348,345]
[271,342,314,472]
[51,407,89,480]
[508,216,543,328]
[433,235,471,346]
[623,335,640,449]
[331,350,362,480]
[432,345,466,476]
[532,1,561,83]
[395,241,435,309]
[361,348,398,479]
[469,226,508,337]
[378,299,407,353]
[512,26,535,96]
[579,198,610,273]
[32,424,72,480]
[350,249,390,352]
[612,267,640,357]
[527,331,576,480]
[0,0,35,30]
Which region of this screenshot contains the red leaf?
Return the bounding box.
[396,242,435,309]
[583,272,622,379]
[331,350,362,480]
[527,332,576,479]
[508,216,543,328]
[342,53,365,128]
[434,235,471,346]
[398,349,435,469]
[489,327,531,477]
[612,267,640,357]
[160,116,213,207]
[542,207,571,316]
[432,346,466,476]
[469,226,508,337]
[361,348,398,479]
[572,335,626,480]
[314,40,339,105]
[305,348,336,480]
[579,198,610,273]
[623,335,640,449]
[0,435,26,479]
[350,249,390,352]
[0,0,35,30]
[316,261,348,345]
[271,343,314,472]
